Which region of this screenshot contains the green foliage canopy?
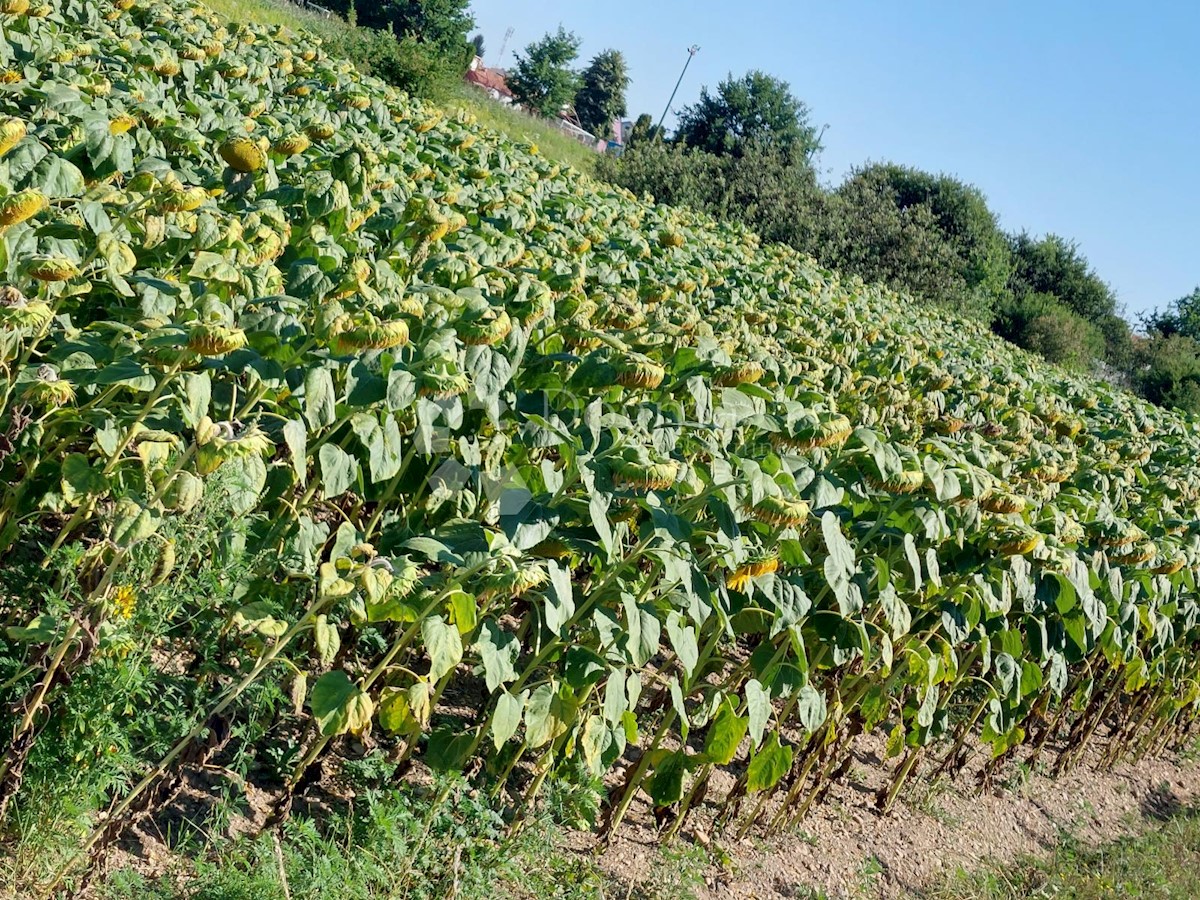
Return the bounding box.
[507,27,583,119]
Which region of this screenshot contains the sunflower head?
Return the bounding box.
[612,458,679,492]
[712,361,764,388]
[329,313,410,354]
[21,365,74,406]
[0,286,51,329]
[746,495,810,528]
[0,189,47,226]
[187,323,247,356]
[0,117,26,156]
[27,256,79,282]
[219,136,267,173]
[272,132,310,156]
[614,355,665,390]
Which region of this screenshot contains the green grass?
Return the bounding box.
[198,0,599,174]
[931,805,1200,899]
[446,87,599,175]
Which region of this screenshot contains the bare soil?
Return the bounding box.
[588,729,1200,899]
[74,725,1200,900]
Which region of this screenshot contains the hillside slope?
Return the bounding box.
[1,0,1198,890]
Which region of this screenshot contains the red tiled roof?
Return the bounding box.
[466,66,513,97]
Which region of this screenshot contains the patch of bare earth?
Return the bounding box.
[587,729,1200,899]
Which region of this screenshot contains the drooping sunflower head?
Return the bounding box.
[613,355,666,390]
[980,490,1027,515]
[713,361,765,388]
[991,525,1042,557]
[0,285,51,329]
[218,136,266,173]
[271,132,310,156]
[26,256,79,282]
[479,560,548,601]
[771,412,853,452]
[1110,541,1157,567]
[746,494,811,529]
[0,117,26,156]
[187,322,247,356]
[455,308,512,347]
[0,188,47,226]
[862,446,926,495]
[657,229,685,249]
[726,551,780,592]
[329,312,410,354]
[21,365,74,406]
[612,458,679,492]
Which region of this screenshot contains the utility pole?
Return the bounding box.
[656,45,699,136]
[496,26,514,68]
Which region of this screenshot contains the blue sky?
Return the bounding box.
[467,1,1199,319]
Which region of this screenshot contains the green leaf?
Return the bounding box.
[6,613,60,643]
[282,418,307,484]
[318,444,358,497]
[544,560,574,636]
[304,367,337,430]
[378,687,417,734]
[580,715,610,776]
[796,684,826,734]
[491,690,525,749]
[475,620,519,693]
[110,498,162,548]
[746,733,793,793]
[31,155,85,197]
[426,728,474,772]
[422,615,463,682]
[310,671,373,736]
[188,251,241,283]
[704,701,748,765]
[822,511,857,613]
[646,749,688,807]
[665,612,699,681]
[745,678,770,748]
[61,453,107,504]
[524,682,563,748]
[314,615,340,666]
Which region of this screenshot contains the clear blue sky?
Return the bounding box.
[467,1,1199,319]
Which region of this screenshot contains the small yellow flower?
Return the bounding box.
[110,584,137,620]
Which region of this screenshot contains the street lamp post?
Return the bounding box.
[656,44,700,136]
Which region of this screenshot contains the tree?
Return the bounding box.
[825,164,1011,317]
[328,0,474,55]
[1143,286,1200,339]
[470,33,485,59]
[1136,333,1200,413]
[1006,233,1116,323]
[674,70,821,158]
[626,113,663,146]
[507,27,582,119]
[1005,232,1131,365]
[574,50,629,139]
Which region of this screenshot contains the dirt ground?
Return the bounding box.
[76,724,1200,900]
[588,729,1200,899]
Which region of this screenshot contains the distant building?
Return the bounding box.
[465,56,513,104]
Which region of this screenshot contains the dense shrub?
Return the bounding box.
[317,26,471,99]
[1135,334,1200,414]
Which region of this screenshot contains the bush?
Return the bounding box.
[1136,334,1200,414]
[597,140,829,259]
[1021,310,1105,369]
[992,292,1104,369]
[317,26,470,99]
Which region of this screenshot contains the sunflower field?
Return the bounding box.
[2,0,1200,887]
